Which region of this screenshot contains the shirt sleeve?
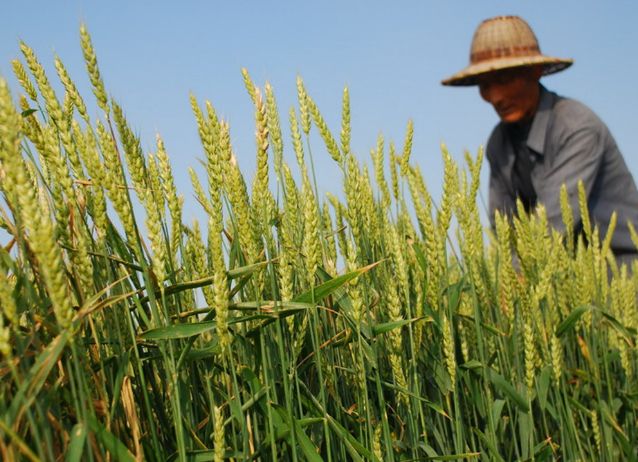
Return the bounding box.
[536,120,605,233]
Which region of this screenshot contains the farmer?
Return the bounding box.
[442,15,638,266]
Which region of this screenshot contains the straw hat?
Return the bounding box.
[441,16,573,86]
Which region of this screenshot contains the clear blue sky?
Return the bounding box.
[2,1,637,225]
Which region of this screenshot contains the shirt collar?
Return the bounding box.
[526,85,555,156]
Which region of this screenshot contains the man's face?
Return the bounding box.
[478,66,543,123]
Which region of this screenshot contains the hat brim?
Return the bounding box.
[441,55,573,86]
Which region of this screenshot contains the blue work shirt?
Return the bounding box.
[487,85,638,254]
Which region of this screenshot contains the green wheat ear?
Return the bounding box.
[265,83,284,178]
[306,92,342,165]
[213,405,225,462]
[559,183,575,254]
[389,142,400,202]
[437,143,458,237]
[20,41,63,126]
[601,211,617,259]
[577,179,592,243]
[0,271,18,327]
[11,59,37,101]
[252,87,271,225]
[54,56,89,122]
[296,75,311,135]
[399,119,414,176]
[442,312,456,388]
[144,152,167,293]
[372,133,391,209]
[340,86,351,158]
[241,67,257,105]
[301,182,321,285]
[80,24,109,115]
[155,134,183,266]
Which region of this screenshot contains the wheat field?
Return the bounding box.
[0,26,637,461]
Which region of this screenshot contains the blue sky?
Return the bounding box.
[1,1,637,225]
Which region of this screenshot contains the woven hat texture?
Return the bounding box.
[442,16,573,86]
